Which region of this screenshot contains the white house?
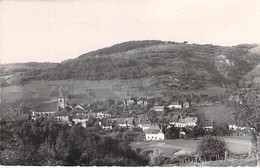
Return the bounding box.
[55,111,70,123]
[145,125,165,141]
[137,99,148,106]
[168,103,182,110]
[183,102,190,108]
[154,106,165,112]
[72,118,89,127]
[116,117,137,128]
[96,112,111,119]
[124,98,135,105]
[170,116,198,128]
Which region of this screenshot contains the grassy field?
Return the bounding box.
[130,136,251,158]
[184,158,257,167]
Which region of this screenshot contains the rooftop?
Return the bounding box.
[170,115,179,122]
[179,116,198,123]
[144,125,162,134]
[55,111,69,117]
[34,102,58,112]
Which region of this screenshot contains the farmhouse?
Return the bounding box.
[170,116,198,128]
[145,125,165,141]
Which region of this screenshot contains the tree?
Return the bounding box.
[148,110,158,124]
[233,92,260,166]
[132,118,137,127]
[164,125,179,139]
[195,136,228,160]
[212,122,230,136]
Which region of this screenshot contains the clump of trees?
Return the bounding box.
[195,136,228,161]
[233,91,260,166]
[0,118,148,166]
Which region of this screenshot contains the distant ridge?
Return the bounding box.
[20,40,260,88]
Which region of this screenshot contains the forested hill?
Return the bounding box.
[21,40,260,87]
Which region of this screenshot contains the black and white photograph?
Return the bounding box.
[0,0,260,167]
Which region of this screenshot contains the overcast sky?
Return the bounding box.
[1,0,260,64]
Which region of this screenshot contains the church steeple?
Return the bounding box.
[58,86,65,109]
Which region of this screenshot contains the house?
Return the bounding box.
[203,126,213,130]
[72,111,89,119]
[183,102,190,108]
[136,114,151,131]
[137,98,148,106]
[229,94,242,104]
[168,102,182,110]
[99,119,114,131]
[71,111,91,127]
[170,116,198,128]
[154,106,165,112]
[74,104,85,111]
[96,112,111,119]
[116,117,138,128]
[124,98,135,105]
[145,125,165,141]
[55,111,70,123]
[138,119,152,131]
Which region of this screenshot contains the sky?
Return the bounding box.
[0,0,260,64]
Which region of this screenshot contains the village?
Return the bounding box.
[26,85,251,142]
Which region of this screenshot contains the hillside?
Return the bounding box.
[0,62,57,73]
[21,41,260,90]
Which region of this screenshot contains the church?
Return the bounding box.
[31,86,67,120]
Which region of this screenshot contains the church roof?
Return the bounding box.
[55,111,69,117]
[48,86,64,98]
[34,102,58,112]
[58,86,64,98]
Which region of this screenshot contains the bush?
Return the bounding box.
[195,136,228,160]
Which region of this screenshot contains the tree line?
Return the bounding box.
[0,117,148,166]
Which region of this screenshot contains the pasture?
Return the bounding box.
[130,136,251,158]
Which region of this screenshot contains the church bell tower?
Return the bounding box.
[58,86,65,109]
